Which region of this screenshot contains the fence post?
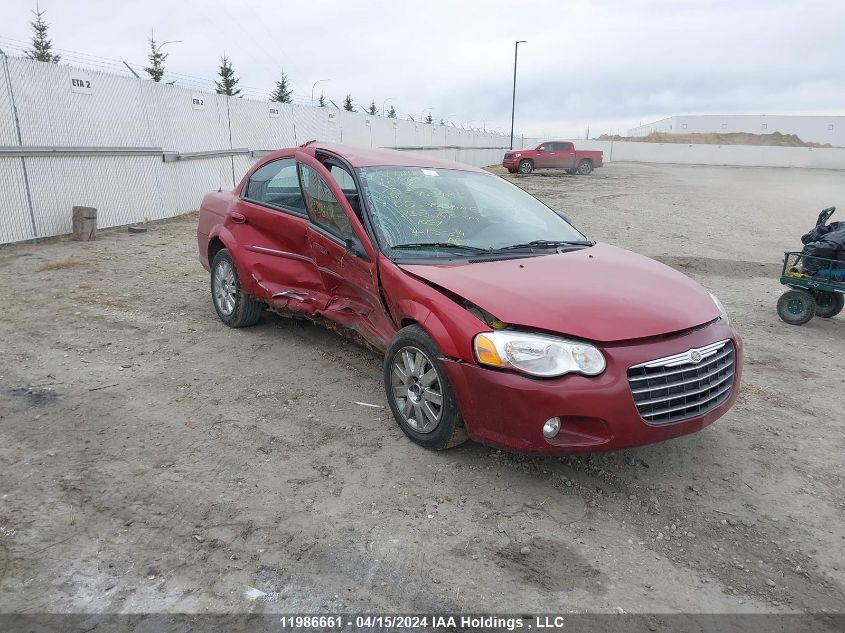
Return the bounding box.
[1,52,37,239]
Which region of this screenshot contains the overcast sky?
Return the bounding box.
[2,0,844,137]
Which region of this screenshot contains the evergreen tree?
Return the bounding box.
[215,54,240,96]
[270,71,292,103]
[387,105,396,118]
[144,35,167,82]
[343,94,354,112]
[425,113,433,124]
[318,93,326,107]
[367,100,377,115]
[24,4,61,63]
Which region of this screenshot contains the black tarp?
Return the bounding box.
[801,228,845,272]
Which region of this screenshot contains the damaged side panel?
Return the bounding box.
[377,254,493,362]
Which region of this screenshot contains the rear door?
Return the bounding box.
[295,150,396,347]
[555,142,577,168]
[234,157,328,313]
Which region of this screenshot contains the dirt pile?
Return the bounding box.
[596,131,834,148]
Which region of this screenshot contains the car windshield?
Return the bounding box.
[356,166,587,258]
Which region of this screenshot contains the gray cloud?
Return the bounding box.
[3,0,843,138]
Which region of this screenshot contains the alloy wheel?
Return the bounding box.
[213,259,237,316]
[389,346,443,433]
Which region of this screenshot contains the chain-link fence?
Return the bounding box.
[0,55,520,244]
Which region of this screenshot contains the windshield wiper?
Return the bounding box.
[390,242,492,255]
[490,239,593,252]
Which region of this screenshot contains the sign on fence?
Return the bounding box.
[70,72,93,95]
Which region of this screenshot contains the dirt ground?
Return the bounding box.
[1,162,843,617]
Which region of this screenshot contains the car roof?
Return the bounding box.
[261,142,486,172]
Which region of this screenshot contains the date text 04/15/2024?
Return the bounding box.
[276,615,576,630]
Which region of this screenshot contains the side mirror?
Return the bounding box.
[537,147,544,152]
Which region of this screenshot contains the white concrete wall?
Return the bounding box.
[0,56,514,244]
[629,115,845,146]
[523,139,845,170]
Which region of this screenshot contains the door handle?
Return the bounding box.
[231,212,247,224]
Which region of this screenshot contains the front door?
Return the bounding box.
[232,157,328,314]
[295,150,396,348]
[535,143,554,168]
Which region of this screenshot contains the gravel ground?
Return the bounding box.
[0,162,843,616]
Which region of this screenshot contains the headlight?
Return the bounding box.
[474,330,606,378]
[709,292,729,324]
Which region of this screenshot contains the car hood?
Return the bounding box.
[398,243,720,343]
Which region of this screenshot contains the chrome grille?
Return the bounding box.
[503,152,514,159]
[627,340,736,425]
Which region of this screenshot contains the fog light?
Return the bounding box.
[542,417,561,438]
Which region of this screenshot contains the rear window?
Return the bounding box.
[243,158,305,213]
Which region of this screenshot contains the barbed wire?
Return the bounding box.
[0,35,513,134]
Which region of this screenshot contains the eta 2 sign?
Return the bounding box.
[70,72,93,95]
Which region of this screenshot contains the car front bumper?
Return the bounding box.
[502,158,520,168]
[440,320,742,454]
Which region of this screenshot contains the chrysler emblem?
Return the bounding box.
[689,350,703,363]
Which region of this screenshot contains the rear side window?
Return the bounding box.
[300,164,357,243]
[243,159,305,213]
[555,142,571,151]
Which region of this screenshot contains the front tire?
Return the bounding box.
[384,325,467,450]
[211,248,263,327]
[814,291,844,318]
[518,159,534,174]
[777,289,815,325]
[577,160,594,175]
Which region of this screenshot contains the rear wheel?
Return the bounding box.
[518,159,534,174]
[776,289,815,325]
[384,325,467,450]
[813,291,844,318]
[211,248,263,327]
[577,160,594,175]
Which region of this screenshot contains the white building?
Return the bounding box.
[628,115,844,146]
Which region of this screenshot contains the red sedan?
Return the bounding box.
[197,142,742,454]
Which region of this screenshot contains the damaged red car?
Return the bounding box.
[197,142,742,454]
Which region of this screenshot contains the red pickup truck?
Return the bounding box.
[502,142,603,175]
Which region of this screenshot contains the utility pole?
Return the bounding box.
[311,79,330,105]
[509,40,526,150]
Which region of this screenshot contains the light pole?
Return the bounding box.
[509,40,526,150]
[311,79,330,105]
[382,97,395,116]
[157,39,183,51]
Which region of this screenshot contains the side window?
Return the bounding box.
[243,159,305,213]
[328,164,356,190]
[327,163,364,222]
[556,142,571,151]
[299,164,357,243]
